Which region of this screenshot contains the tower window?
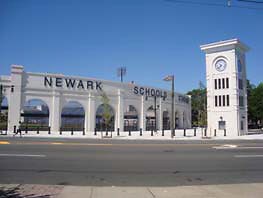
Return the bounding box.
[218,79,221,89]
[222,78,225,89]
[215,96,218,107]
[219,95,222,106]
[215,79,217,89]
[227,95,230,106]
[226,78,229,88]
[223,95,225,106]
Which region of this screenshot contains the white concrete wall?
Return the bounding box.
[1,65,191,134]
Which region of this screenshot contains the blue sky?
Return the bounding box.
[1,0,263,93]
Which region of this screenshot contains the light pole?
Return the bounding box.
[163,75,175,138]
[117,67,126,82]
[154,95,157,132]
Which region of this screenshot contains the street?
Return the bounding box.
[1,137,263,187]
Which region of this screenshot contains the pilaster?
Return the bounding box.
[117,89,124,132]
[140,96,146,131]
[50,91,61,132]
[8,65,23,132]
[87,93,95,132]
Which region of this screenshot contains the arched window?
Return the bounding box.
[61,101,85,131]
[96,104,115,131]
[124,105,138,131]
[21,99,49,130]
[163,109,170,130]
[146,106,156,131]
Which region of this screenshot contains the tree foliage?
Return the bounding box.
[0,86,3,122]
[187,88,207,127]
[248,81,263,127]
[99,91,113,130]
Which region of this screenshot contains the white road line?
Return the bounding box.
[213,146,263,150]
[234,155,263,158]
[0,154,46,157]
[213,144,238,149]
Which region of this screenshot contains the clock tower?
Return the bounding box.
[200,39,249,137]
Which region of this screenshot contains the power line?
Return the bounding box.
[165,0,263,10]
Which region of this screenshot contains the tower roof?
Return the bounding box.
[200,38,249,53]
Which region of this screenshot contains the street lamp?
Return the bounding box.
[163,75,175,138]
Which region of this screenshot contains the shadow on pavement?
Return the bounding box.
[0,185,51,198]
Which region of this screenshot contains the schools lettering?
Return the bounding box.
[133,86,167,98]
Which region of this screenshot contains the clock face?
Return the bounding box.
[215,59,227,72]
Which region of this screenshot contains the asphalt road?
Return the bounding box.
[1,137,263,186]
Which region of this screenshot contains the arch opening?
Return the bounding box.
[21,99,49,130]
[96,104,115,131]
[124,105,138,131]
[61,101,85,131]
[163,109,170,130]
[146,106,156,131]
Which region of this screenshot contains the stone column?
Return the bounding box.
[8,65,23,132]
[117,89,124,132]
[87,93,95,132]
[140,96,146,131]
[50,91,61,132]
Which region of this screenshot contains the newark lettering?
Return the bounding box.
[44,76,102,91]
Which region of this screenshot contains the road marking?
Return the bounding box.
[0,141,10,144]
[1,141,219,147]
[236,147,263,149]
[213,144,238,149]
[0,154,46,157]
[214,146,263,150]
[234,155,263,158]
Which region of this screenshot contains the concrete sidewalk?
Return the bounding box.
[1,183,263,198]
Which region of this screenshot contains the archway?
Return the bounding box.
[96,104,115,131]
[0,97,8,131]
[21,99,49,130]
[163,109,170,130]
[124,105,138,131]
[61,101,85,131]
[146,106,156,131]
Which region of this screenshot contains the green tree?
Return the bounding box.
[0,85,6,129]
[187,88,207,127]
[250,83,263,127]
[99,91,113,131]
[0,85,3,112]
